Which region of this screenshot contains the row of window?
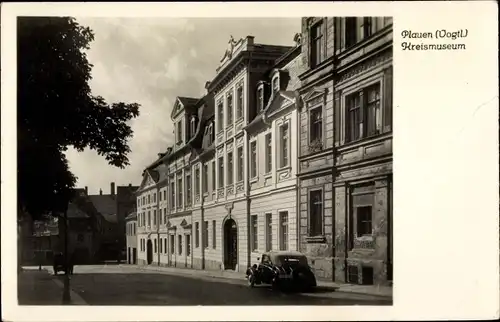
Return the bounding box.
[137,207,169,228]
[217,83,244,132]
[309,17,393,68]
[137,190,168,208]
[194,220,217,249]
[139,234,192,257]
[307,187,373,239]
[126,222,137,236]
[250,211,289,252]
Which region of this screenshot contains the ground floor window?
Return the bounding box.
[178,235,183,255]
[170,235,175,254]
[154,239,157,253]
[186,235,191,256]
[279,211,289,251]
[159,238,163,253]
[164,238,168,254]
[350,183,375,248]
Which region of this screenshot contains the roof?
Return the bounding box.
[101,213,118,223]
[88,195,116,216]
[67,202,90,219]
[177,96,199,107]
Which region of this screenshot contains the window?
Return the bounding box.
[186,174,191,205]
[346,83,381,142]
[265,133,272,173]
[217,100,224,132]
[177,121,183,143]
[154,193,156,203]
[236,146,244,182]
[163,208,167,225]
[159,191,162,201]
[195,222,200,248]
[250,141,257,178]
[211,161,216,191]
[159,209,162,225]
[137,198,140,207]
[195,167,200,195]
[154,239,157,253]
[178,235,182,255]
[148,194,151,204]
[310,20,324,67]
[203,163,208,193]
[142,196,145,205]
[147,211,151,226]
[310,106,323,144]
[227,152,234,185]
[159,238,163,253]
[266,213,272,251]
[163,190,166,201]
[257,87,264,111]
[170,181,175,207]
[191,116,197,137]
[170,235,175,254]
[345,17,357,48]
[279,211,289,251]
[279,123,289,168]
[251,215,258,251]
[227,93,233,126]
[203,221,209,248]
[186,235,191,256]
[208,123,214,144]
[218,157,224,188]
[272,76,279,95]
[133,223,136,235]
[236,85,243,119]
[309,190,323,236]
[357,206,372,236]
[164,238,167,254]
[153,210,157,227]
[212,220,216,249]
[177,176,183,207]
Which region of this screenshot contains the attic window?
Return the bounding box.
[257,86,264,111]
[191,116,198,137]
[272,75,280,95]
[176,121,183,144]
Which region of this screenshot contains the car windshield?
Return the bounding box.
[275,255,308,266]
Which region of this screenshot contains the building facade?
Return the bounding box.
[297,17,393,285]
[125,211,137,264]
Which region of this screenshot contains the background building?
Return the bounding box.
[125,211,137,264]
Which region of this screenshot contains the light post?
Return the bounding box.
[62,205,71,304]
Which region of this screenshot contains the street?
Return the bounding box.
[20,265,392,306]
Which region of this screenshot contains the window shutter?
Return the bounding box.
[383,66,393,130]
[334,91,341,145]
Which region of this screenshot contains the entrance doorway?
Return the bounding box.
[223,219,237,270]
[146,239,153,265]
[132,248,137,264]
[127,247,131,264]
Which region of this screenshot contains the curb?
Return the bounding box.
[124,264,393,299]
[36,268,88,305]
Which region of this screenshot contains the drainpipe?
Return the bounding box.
[332,17,338,282]
[201,160,205,270]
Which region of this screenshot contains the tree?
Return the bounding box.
[17,17,140,220]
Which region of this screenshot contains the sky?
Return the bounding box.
[65,17,301,195]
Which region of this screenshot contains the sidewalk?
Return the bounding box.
[125,264,393,299]
[18,267,86,305]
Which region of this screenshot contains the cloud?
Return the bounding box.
[65,17,300,194]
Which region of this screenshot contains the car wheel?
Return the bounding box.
[247,273,255,287]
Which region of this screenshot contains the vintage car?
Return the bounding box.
[245,251,317,291]
[53,252,74,275]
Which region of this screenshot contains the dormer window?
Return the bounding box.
[272,76,280,96]
[207,122,214,145]
[176,121,183,144]
[257,87,264,111]
[190,116,198,137]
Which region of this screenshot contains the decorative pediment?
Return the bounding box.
[302,88,327,104]
[170,98,185,119]
[180,219,192,229]
[217,35,245,72]
[138,170,157,191]
[166,221,177,230]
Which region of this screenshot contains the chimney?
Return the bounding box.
[85,186,88,195]
[110,182,115,196]
[99,189,103,195]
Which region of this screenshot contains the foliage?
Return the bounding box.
[17,17,140,220]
